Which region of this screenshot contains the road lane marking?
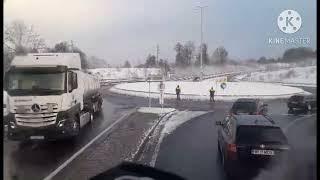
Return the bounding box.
[43,109,136,180]
[150,111,183,167]
[130,110,177,162]
[283,115,315,133]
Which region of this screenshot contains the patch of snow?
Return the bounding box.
[137,107,176,115]
[241,66,316,86]
[87,68,161,81]
[161,111,207,135]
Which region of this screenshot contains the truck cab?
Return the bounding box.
[4,53,103,141]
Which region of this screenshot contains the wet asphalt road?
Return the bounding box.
[3,93,134,180]
[154,87,317,180]
[3,86,316,180]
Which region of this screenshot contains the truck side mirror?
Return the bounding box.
[68,72,78,93]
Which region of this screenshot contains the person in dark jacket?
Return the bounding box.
[209,87,215,102]
[176,85,181,100]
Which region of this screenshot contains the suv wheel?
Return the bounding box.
[71,115,80,136]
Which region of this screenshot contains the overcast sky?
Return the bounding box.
[4,0,316,65]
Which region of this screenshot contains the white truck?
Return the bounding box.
[4,53,103,141]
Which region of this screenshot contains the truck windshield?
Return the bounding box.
[7,72,66,95]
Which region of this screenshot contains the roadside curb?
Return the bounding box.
[131,109,177,162]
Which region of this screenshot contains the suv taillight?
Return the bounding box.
[227,143,237,160]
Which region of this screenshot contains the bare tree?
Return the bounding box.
[4,20,46,53]
[123,60,131,68]
[212,46,228,64]
[182,41,195,66]
[195,43,209,66]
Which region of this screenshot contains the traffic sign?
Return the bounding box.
[220,82,227,89]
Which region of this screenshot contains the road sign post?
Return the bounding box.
[147,77,151,108]
[159,81,165,109]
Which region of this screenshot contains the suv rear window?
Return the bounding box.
[231,102,257,114]
[289,95,304,102]
[236,126,287,144]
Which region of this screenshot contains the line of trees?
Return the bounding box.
[174,41,229,67]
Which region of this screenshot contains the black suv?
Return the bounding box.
[216,115,290,178]
[287,95,316,112]
[230,98,268,115]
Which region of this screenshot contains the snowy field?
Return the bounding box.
[241,66,316,86]
[172,62,296,78]
[110,81,309,101]
[87,68,162,80]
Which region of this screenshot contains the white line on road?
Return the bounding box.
[283,114,315,133]
[43,109,136,180]
[129,110,177,162]
[150,111,181,167]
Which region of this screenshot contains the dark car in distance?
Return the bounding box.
[230,98,268,115]
[287,95,316,113]
[216,115,290,178]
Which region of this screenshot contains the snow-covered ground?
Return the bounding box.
[172,62,298,78]
[173,64,260,78]
[87,68,162,80]
[110,81,310,101]
[242,66,316,86]
[160,111,207,136]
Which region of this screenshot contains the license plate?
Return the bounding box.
[251,149,275,156]
[30,136,44,140]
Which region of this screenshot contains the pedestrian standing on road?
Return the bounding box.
[209,87,215,102]
[176,85,181,100]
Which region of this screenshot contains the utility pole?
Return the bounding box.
[156,44,159,67]
[70,40,74,53]
[156,44,159,62]
[196,5,208,80]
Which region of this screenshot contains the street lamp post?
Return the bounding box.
[196,5,208,80]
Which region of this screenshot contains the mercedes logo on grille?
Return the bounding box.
[31,104,41,113]
[260,144,265,149]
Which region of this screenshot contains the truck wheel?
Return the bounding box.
[71,116,80,138]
